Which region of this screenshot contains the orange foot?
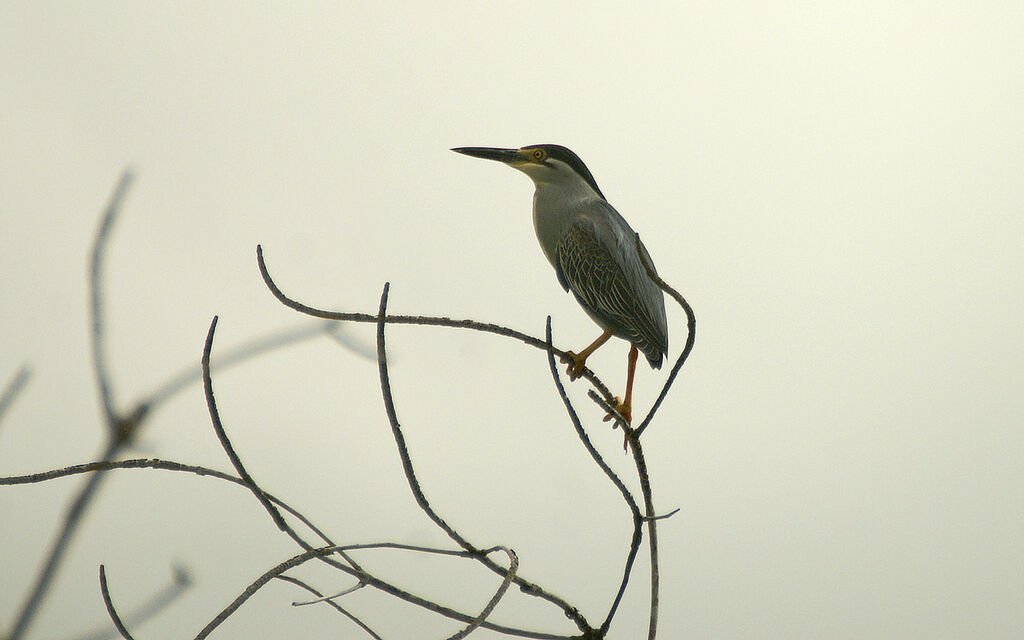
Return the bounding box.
[561,351,588,381]
[602,396,632,425]
[603,397,633,450]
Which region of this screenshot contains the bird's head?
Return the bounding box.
[451,144,605,199]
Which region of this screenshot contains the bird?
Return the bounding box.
[451,144,668,426]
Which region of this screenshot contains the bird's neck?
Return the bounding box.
[531,180,601,268]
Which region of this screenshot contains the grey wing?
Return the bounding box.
[554,212,668,368]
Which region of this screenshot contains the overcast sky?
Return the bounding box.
[2,3,1022,639]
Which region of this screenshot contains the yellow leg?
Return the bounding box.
[562,330,612,381]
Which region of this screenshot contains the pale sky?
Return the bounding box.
[2,3,1023,639]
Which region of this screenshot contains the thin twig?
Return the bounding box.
[257,244,616,404]
[447,546,519,640]
[98,565,136,640]
[0,363,31,427]
[627,434,660,640]
[202,316,287,532]
[198,316,372,578]
[0,459,334,547]
[291,581,364,606]
[544,319,644,637]
[375,284,593,635]
[276,575,383,640]
[633,233,696,438]
[67,564,190,640]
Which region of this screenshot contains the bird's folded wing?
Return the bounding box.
[555,216,667,366]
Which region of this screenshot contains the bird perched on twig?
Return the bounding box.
[452,144,668,425]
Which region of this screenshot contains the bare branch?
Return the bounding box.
[198,543,539,640]
[544,319,644,636]
[627,435,660,640]
[257,244,616,404]
[98,565,136,640]
[0,363,31,428]
[3,461,566,639]
[0,458,336,548]
[633,233,696,439]
[201,316,288,532]
[447,546,519,640]
[375,284,593,636]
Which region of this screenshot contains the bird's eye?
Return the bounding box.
[531,149,547,162]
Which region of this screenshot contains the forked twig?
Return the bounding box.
[9,170,137,640]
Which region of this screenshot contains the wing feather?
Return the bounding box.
[554,211,668,367]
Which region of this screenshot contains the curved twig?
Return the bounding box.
[447,546,519,640]
[202,316,287,532]
[67,564,190,640]
[98,565,136,640]
[197,543,537,640]
[634,233,696,438]
[375,284,592,635]
[257,244,616,405]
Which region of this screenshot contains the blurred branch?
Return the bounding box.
[144,320,342,408]
[90,169,134,425]
[0,363,31,428]
[633,233,696,439]
[9,169,141,640]
[374,284,594,636]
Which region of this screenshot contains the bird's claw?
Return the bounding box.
[602,396,632,426]
[561,351,587,381]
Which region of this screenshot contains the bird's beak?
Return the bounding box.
[451,147,522,164]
